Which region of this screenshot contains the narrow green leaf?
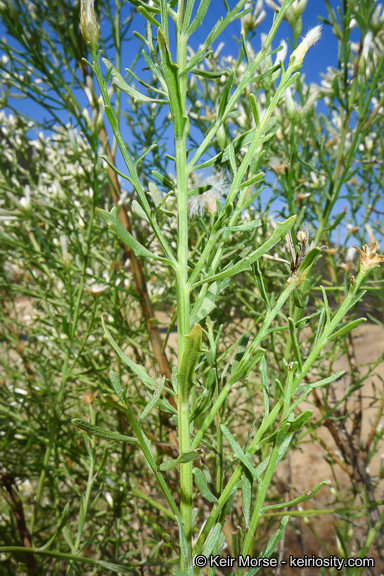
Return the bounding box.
[295,309,321,330]
[217,71,234,121]
[96,560,133,574]
[97,207,168,263]
[195,121,278,170]
[100,155,132,182]
[109,370,126,404]
[253,261,270,310]
[102,58,166,103]
[288,317,302,371]
[138,377,165,424]
[228,142,237,176]
[72,419,138,444]
[345,290,367,314]
[296,370,345,393]
[249,93,260,127]
[190,282,219,325]
[148,182,163,206]
[293,289,305,309]
[138,6,160,27]
[288,410,313,434]
[39,504,70,551]
[221,220,261,233]
[262,481,329,512]
[233,347,265,381]
[241,474,252,524]
[142,50,165,86]
[330,318,367,341]
[104,104,118,131]
[181,18,223,74]
[190,67,230,79]
[151,169,175,190]
[193,216,296,286]
[239,172,264,189]
[315,308,326,344]
[232,528,244,559]
[157,29,186,137]
[103,318,159,392]
[320,285,331,324]
[297,246,323,274]
[260,356,269,416]
[231,333,250,375]
[175,516,193,575]
[187,0,210,34]
[202,523,222,558]
[158,451,201,471]
[243,516,289,575]
[132,199,149,222]
[221,425,257,479]
[193,468,218,503]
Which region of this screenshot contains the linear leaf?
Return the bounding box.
[296,370,345,393]
[97,207,168,263]
[72,419,138,444]
[288,410,313,434]
[243,516,289,575]
[329,318,367,341]
[288,317,302,371]
[158,450,201,472]
[221,219,261,233]
[202,523,223,558]
[262,481,328,512]
[102,58,166,103]
[193,468,218,503]
[221,425,257,479]
[175,516,193,576]
[253,261,270,309]
[241,474,252,524]
[193,216,296,286]
[109,369,126,404]
[138,377,165,424]
[187,0,210,34]
[132,200,149,222]
[102,318,159,392]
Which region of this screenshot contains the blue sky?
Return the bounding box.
[3,0,380,241]
[0,1,340,126]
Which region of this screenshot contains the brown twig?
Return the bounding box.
[0,473,37,574]
[78,62,175,413]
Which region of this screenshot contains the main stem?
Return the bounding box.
[175,0,193,550]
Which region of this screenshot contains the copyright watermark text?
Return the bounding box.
[194,554,375,570]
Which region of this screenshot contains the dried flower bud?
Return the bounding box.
[352,242,384,271]
[296,226,309,246]
[80,0,99,50]
[289,25,322,68]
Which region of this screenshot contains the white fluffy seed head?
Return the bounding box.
[188,174,229,218]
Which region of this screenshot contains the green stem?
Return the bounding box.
[174,0,193,550]
[191,277,298,452]
[194,399,284,555]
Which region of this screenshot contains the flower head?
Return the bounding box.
[86,283,108,296]
[352,242,384,271]
[80,0,99,49]
[290,25,322,68]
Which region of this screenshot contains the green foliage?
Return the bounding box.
[1,0,384,575]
